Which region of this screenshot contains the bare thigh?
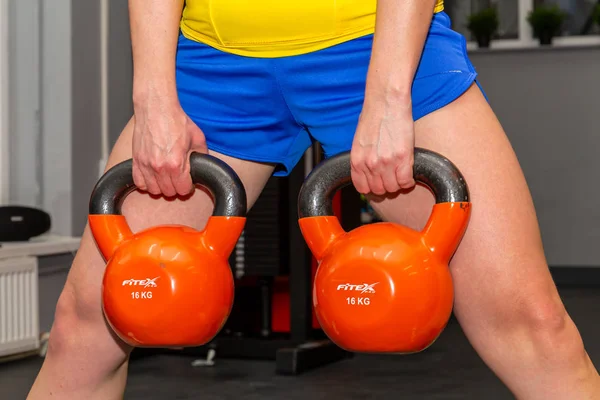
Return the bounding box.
[370,84,567,388]
[30,117,275,398]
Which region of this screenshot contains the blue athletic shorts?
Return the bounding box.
[175,11,483,176]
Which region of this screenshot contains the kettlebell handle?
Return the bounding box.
[298,148,469,218]
[89,152,247,216]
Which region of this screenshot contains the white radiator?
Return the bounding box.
[0,256,39,357]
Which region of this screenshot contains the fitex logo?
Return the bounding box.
[122,277,159,288]
[336,282,379,294]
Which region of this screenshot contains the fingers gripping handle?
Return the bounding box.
[297,148,471,259]
[89,154,247,216]
[298,149,470,218]
[88,153,248,260]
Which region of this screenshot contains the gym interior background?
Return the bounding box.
[1,0,600,399]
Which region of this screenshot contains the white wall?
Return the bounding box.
[8,0,41,209]
[8,0,72,235]
[470,46,600,267]
[0,0,9,204]
[71,0,133,236]
[41,0,72,235]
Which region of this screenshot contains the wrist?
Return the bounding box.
[132,78,179,109]
[365,73,412,106]
[364,83,412,113]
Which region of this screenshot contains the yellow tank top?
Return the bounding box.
[180,0,444,58]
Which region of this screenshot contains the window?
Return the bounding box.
[535,0,600,36]
[445,0,600,48]
[446,0,520,40]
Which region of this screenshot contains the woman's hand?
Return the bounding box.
[132,97,207,198]
[128,0,198,198]
[350,95,416,195]
[350,0,436,195]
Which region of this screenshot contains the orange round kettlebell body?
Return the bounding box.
[309,218,455,353]
[97,220,241,347]
[298,149,471,354]
[88,153,247,348]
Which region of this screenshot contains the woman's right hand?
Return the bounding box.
[131,97,208,198]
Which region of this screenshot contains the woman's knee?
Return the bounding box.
[47,284,96,356]
[520,295,569,341]
[45,237,124,357]
[46,283,131,368]
[480,284,583,357]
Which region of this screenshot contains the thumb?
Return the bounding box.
[189,123,208,154]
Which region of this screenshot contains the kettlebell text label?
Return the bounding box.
[122,277,160,288]
[124,277,158,300]
[346,297,370,306]
[131,291,153,299]
[336,282,379,294]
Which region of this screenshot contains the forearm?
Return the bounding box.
[129,0,184,105]
[366,0,437,103]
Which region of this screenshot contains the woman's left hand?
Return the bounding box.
[350,95,417,195]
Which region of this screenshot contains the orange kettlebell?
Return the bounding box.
[298,148,471,354]
[88,153,247,347]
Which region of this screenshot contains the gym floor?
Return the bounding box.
[2,287,599,400]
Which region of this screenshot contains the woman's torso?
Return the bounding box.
[180,0,444,58]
